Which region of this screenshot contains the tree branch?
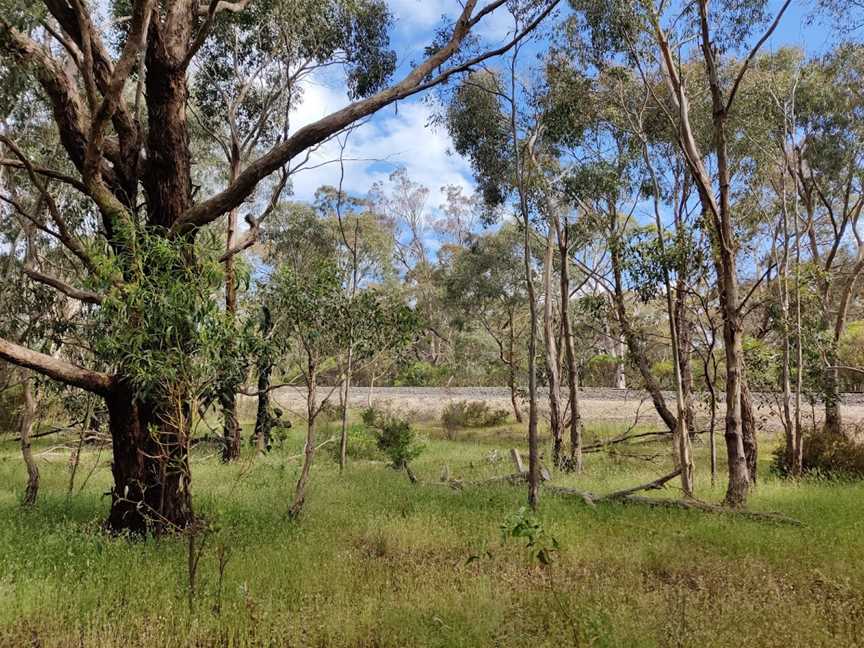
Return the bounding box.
[0,337,112,396]
[22,266,104,304]
[0,159,88,194]
[725,0,793,113]
[0,135,98,275]
[172,0,560,234]
[0,19,119,189]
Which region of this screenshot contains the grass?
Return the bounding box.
[0,415,863,647]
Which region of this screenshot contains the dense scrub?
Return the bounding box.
[772,427,864,479]
[441,401,510,438]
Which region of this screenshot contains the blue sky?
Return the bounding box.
[286,1,847,214]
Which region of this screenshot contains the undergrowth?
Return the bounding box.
[0,418,861,647]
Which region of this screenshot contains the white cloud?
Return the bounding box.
[385,0,518,61]
[387,0,449,32]
[286,77,474,211]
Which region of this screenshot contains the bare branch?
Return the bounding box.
[725,0,793,113]
[22,266,104,304]
[172,0,560,234]
[0,336,112,395]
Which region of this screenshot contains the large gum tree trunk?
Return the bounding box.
[105,383,193,534]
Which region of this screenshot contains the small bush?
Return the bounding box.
[326,422,382,462]
[362,411,421,468]
[361,405,386,429]
[771,429,864,479]
[441,400,509,438]
[500,507,560,566]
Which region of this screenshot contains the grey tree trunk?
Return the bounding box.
[542,228,565,466]
[556,215,582,471]
[609,208,678,432]
[20,375,38,506]
[289,359,318,518]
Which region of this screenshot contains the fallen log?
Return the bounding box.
[582,430,671,453]
[607,496,803,525]
[603,468,682,499]
[543,469,802,526]
[444,466,803,526]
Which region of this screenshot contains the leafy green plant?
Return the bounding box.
[327,422,381,462]
[362,408,424,481]
[394,361,451,386]
[360,405,385,428]
[91,225,229,403]
[500,507,560,566]
[375,416,423,470]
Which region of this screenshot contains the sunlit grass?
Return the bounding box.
[0,415,862,646]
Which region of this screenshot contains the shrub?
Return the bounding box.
[583,354,618,388]
[394,361,450,386]
[361,405,385,429]
[650,360,675,389]
[360,405,424,475]
[838,320,864,392]
[326,422,382,462]
[771,429,864,479]
[441,400,509,438]
[362,411,420,469]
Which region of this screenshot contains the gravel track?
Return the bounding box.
[240,386,864,429]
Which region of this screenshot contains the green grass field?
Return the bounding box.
[1,417,862,647]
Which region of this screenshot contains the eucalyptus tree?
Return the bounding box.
[314,184,402,470]
[778,46,864,437]
[730,44,864,448]
[0,116,86,505]
[569,0,793,505]
[268,261,414,517]
[545,51,699,486]
[190,0,394,460]
[269,258,350,517]
[0,224,50,506]
[372,168,456,369]
[0,0,560,533]
[445,6,564,503]
[446,223,529,423]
